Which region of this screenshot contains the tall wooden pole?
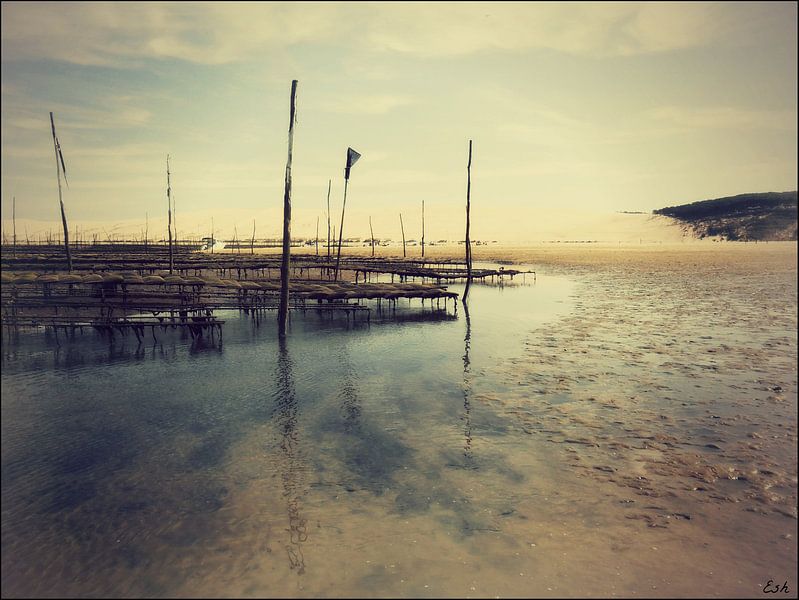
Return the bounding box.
[334,178,349,281]
[315,216,319,256]
[12,195,16,257]
[369,216,375,257]
[210,217,214,253]
[462,140,473,302]
[172,182,177,251]
[399,212,406,258]
[326,179,331,261]
[251,219,256,255]
[421,199,425,259]
[167,154,173,273]
[50,112,72,272]
[278,80,298,337]
[145,211,149,253]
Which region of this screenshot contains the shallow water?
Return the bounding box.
[1,256,796,598]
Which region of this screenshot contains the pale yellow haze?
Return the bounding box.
[1,2,796,242]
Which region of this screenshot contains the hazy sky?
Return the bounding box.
[1,1,796,242]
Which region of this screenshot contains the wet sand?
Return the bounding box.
[322,241,799,597]
[2,241,796,598]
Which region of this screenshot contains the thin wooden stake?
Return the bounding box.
[369,216,375,257]
[421,199,425,259]
[167,154,173,273]
[172,178,177,251]
[462,140,473,302]
[278,79,298,337]
[251,219,256,255]
[399,212,406,258]
[315,216,319,256]
[334,178,349,281]
[326,179,332,261]
[12,195,16,257]
[49,112,72,272]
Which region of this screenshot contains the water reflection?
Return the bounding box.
[274,337,307,576]
[1,275,583,597]
[461,301,473,462]
[337,345,361,433]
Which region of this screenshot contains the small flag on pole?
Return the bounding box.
[344,147,361,180]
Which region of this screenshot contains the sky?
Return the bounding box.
[1,1,797,243]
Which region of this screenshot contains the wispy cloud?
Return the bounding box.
[2,2,792,66]
[314,93,415,115]
[644,105,797,132]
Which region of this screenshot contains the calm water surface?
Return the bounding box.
[3,271,580,597]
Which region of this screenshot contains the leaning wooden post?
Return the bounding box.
[172,181,177,252]
[369,216,375,257]
[326,179,332,261]
[12,195,16,257]
[334,147,361,281]
[166,154,173,273]
[399,212,406,258]
[334,178,349,281]
[421,199,425,259]
[49,112,72,272]
[278,79,298,337]
[462,140,473,302]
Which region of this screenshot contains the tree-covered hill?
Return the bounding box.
[654,192,797,241]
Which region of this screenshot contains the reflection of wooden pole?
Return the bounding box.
[399,212,406,258]
[421,199,425,258]
[369,216,375,257]
[50,112,72,272]
[462,300,472,459]
[334,178,349,281]
[279,80,298,337]
[462,140,473,302]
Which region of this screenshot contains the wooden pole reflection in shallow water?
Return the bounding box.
[462,301,473,460]
[275,336,307,575]
[337,346,362,433]
[279,80,298,337]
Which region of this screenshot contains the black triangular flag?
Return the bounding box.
[344,147,361,180]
